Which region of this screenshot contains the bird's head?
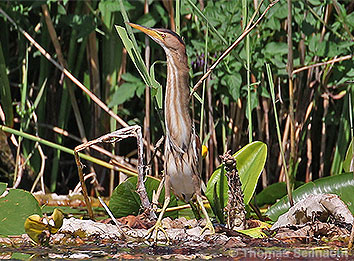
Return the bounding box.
[128,23,185,52]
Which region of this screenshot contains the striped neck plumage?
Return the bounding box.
[164,48,192,152]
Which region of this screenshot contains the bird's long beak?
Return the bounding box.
[127,22,164,41]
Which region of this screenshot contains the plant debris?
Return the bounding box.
[220,151,246,230]
[270,194,353,244]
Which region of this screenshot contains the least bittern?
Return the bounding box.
[128,23,215,240]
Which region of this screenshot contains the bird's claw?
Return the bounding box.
[145,220,170,244]
[200,219,215,236]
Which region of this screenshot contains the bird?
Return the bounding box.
[128,22,215,240]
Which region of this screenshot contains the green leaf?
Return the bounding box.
[99,0,134,18]
[108,83,136,107]
[0,182,7,195]
[136,13,158,29]
[149,61,163,108]
[253,181,304,207]
[236,141,267,204]
[121,72,141,83]
[60,14,96,40]
[237,221,271,238]
[109,176,177,218]
[343,139,353,173]
[266,172,354,221]
[0,186,42,236]
[205,166,228,215]
[224,74,242,101]
[0,42,13,127]
[263,42,288,57]
[206,141,267,220]
[115,25,152,87]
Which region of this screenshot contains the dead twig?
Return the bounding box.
[292,55,353,76]
[74,126,155,220]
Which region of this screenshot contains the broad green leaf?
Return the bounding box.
[224,74,242,101]
[206,141,267,220]
[0,186,42,236]
[266,172,354,221]
[263,42,288,57]
[108,83,136,107]
[236,141,267,204]
[99,0,134,19]
[109,176,177,218]
[121,72,141,83]
[253,181,304,207]
[115,26,152,87]
[136,13,158,29]
[0,182,7,195]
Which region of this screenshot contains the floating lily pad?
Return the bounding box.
[0,183,42,236]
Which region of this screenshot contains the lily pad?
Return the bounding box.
[0,184,42,236]
[0,182,6,195]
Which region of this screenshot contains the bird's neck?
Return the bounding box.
[164,50,192,151]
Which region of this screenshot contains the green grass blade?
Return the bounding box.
[115,25,152,87]
[0,41,13,127]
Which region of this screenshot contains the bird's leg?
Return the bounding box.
[152,176,165,212]
[145,176,170,243]
[145,195,170,243]
[191,167,215,235]
[189,200,201,220]
[196,194,215,235]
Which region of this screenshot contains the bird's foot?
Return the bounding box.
[145,220,170,244]
[200,218,215,236]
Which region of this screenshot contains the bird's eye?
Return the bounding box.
[161,33,166,39]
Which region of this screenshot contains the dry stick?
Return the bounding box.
[277,116,290,182]
[292,55,353,76]
[287,0,296,195]
[74,126,155,220]
[190,0,279,98]
[86,23,101,139]
[144,0,152,166]
[74,151,94,220]
[38,122,138,174]
[29,107,46,193]
[305,122,312,182]
[41,5,88,142]
[0,8,128,129]
[31,144,46,193]
[319,94,329,178]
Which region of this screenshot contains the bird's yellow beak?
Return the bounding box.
[127,22,164,42]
